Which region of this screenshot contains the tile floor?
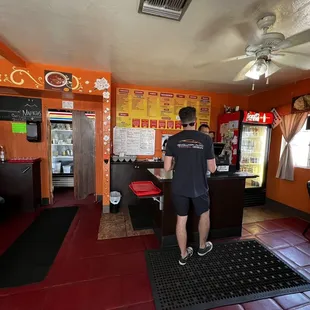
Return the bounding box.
[0,202,309,310]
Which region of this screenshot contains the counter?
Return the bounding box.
[147,168,258,247]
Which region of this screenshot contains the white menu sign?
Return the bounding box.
[113,127,155,155]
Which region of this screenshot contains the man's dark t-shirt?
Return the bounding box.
[165,130,215,198]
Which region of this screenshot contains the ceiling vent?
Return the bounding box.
[138,0,192,21]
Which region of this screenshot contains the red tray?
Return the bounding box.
[129,181,161,197]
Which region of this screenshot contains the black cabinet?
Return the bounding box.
[0,161,41,212]
[110,161,164,209]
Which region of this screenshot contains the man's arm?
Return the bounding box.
[164,156,174,172]
[207,158,217,173]
[206,136,217,173]
[164,138,174,172]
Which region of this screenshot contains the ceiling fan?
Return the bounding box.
[196,14,310,82]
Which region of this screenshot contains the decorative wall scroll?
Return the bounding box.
[0,60,111,97]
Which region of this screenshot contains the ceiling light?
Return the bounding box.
[245,59,267,80]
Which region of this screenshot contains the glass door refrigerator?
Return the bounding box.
[49,111,74,188]
[218,111,274,207]
[240,111,273,206]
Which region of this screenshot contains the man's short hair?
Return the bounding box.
[198,124,210,131]
[179,107,196,124]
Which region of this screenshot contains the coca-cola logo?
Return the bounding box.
[246,113,260,122]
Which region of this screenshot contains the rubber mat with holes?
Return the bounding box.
[145,239,310,310]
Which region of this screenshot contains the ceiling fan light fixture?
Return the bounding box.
[245,59,267,80]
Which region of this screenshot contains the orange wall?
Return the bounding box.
[0,96,104,200]
[249,80,310,214]
[112,83,249,158]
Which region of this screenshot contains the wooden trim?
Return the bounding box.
[0,40,27,67]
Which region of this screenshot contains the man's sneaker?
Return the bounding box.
[198,241,213,256]
[179,247,194,266]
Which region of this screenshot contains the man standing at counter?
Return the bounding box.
[164,107,216,265]
[198,123,210,135]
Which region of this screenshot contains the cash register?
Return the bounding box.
[213,142,230,173]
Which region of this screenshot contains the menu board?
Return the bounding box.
[116,88,211,130]
[113,127,155,155]
[0,96,42,122]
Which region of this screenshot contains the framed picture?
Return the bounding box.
[292,95,310,113]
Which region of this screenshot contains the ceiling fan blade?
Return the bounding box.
[194,54,252,68]
[233,60,256,81]
[265,61,281,78]
[271,53,310,70]
[274,29,310,50]
[221,54,254,63]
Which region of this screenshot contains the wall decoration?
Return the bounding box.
[292,95,310,113]
[116,88,211,129]
[0,67,43,88]
[0,61,111,96]
[270,108,282,129]
[44,70,72,92]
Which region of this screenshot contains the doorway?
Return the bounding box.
[48,110,96,206]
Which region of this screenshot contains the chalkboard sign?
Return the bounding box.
[0,96,42,122]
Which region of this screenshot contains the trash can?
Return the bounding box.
[110,191,121,213]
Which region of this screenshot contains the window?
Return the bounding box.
[280,116,310,168]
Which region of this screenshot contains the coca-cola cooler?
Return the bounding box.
[217,111,274,207]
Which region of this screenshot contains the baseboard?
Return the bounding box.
[266,198,310,222]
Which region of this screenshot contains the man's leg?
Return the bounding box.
[176,215,188,258]
[193,194,213,256]
[198,210,210,248]
[173,195,193,265]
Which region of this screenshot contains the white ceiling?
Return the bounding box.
[1,0,310,95]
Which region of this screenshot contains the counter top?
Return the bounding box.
[148,168,258,183]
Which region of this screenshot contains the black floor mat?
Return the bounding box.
[0,207,78,288]
[145,239,310,310]
[128,204,153,230]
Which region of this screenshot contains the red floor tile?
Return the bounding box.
[45,257,91,286]
[43,282,89,310]
[127,301,155,309]
[76,237,146,259]
[142,234,160,249]
[0,290,46,310]
[274,293,310,309]
[255,221,285,232]
[122,273,153,306]
[243,223,268,235]
[86,277,123,310]
[272,218,309,235]
[278,247,310,267]
[271,231,307,246]
[297,243,310,256]
[290,304,310,310]
[242,298,282,310]
[256,233,290,249]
